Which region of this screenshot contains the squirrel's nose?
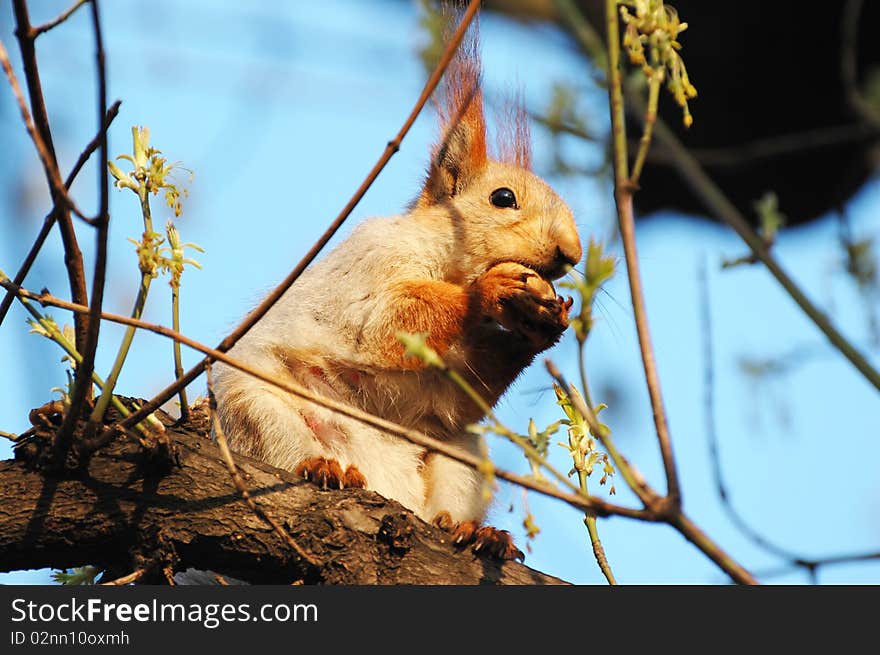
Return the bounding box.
[554,227,582,271]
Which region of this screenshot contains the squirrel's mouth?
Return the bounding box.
[526,246,579,281]
[484,248,577,284]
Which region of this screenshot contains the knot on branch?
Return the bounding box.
[378,512,414,555]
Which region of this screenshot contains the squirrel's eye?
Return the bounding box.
[490,187,518,209]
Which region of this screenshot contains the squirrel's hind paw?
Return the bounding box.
[295,457,367,491]
[432,512,525,562]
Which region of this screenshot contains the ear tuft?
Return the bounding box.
[418,11,488,207]
[496,89,532,171]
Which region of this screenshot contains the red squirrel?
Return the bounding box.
[213,12,582,560]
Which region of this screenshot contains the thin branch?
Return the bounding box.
[643,98,880,392]
[0,99,121,331]
[841,0,880,129]
[65,99,122,190]
[603,0,680,504]
[30,0,90,38]
[0,40,92,225]
[108,0,484,438]
[547,112,879,169]
[699,258,804,562]
[545,356,616,583]
[630,69,661,186]
[206,363,319,570]
[52,0,111,468]
[699,259,880,581]
[666,512,758,585]
[0,277,652,522]
[653,123,879,169]
[100,569,145,586]
[10,0,90,353]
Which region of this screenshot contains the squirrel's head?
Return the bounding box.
[414,18,582,282]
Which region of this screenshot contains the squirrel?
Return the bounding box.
[212,12,582,561]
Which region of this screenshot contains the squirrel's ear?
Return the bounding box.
[417,31,487,207]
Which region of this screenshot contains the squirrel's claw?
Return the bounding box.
[432,513,525,562]
[295,457,367,491]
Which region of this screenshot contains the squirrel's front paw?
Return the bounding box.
[432,512,525,561]
[474,262,572,350]
[295,457,367,490]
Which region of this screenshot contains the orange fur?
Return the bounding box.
[382,280,470,369]
[417,14,490,207]
[439,33,487,177]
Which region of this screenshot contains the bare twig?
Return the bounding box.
[547,113,878,169]
[100,569,145,586]
[630,69,661,186]
[841,0,880,129]
[30,0,90,38]
[652,123,879,169]
[52,0,112,468]
[0,40,92,225]
[0,99,121,331]
[699,259,803,561]
[109,0,484,437]
[10,0,90,353]
[205,364,320,570]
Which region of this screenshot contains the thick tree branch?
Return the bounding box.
[0,425,567,585]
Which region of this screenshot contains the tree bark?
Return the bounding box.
[0,418,566,585]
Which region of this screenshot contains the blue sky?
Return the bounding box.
[1,0,878,584]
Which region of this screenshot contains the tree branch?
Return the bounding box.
[603,0,680,504]
[30,0,90,38]
[699,259,880,582]
[0,99,121,331]
[52,0,111,467]
[0,426,568,585]
[10,0,90,353]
